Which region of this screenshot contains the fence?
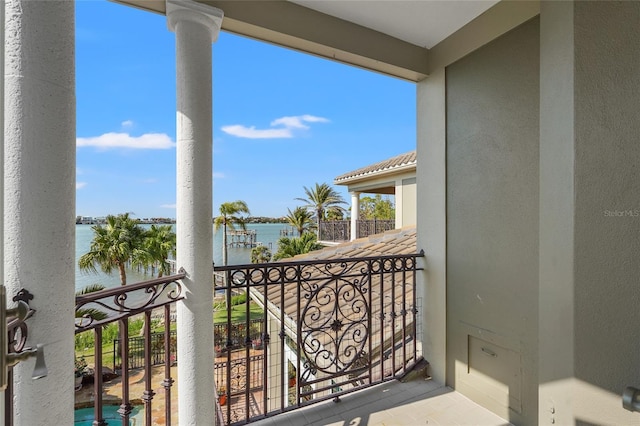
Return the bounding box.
[214,251,424,425]
[319,219,396,241]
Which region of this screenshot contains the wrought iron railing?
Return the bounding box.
[357,219,395,238]
[319,220,350,241]
[214,318,264,349]
[214,251,424,425]
[319,219,396,242]
[4,289,36,426]
[114,329,177,371]
[74,271,185,426]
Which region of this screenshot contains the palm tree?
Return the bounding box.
[75,284,108,322]
[273,233,323,261]
[78,213,146,286]
[250,245,272,264]
[285,206,315,236]
[296,183,347,238]
[140,224,176,277]
[214,200,250,266]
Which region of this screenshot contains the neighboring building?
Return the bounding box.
[332,150,416,241]
[76,216,95,225]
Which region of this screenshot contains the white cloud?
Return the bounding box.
[271,115,330,129]
[212,172,225,179]
[221,125,292,139]
[160,203,176,209]
[271,117,309,129]
[121,120,134,128]
[142,178,158,184]
[76,182,87,190]
[77,132,176,150]
[300,114,330,123]
[222,115,329,139]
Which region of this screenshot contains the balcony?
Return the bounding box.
[64,250,425,425]
[319,220,395,243]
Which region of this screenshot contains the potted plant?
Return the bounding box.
[218,385,227,406]
[251,338,263,350]
[74,356,87,390]
[288,368,296,388]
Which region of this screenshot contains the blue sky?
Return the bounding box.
[76,1,416,219]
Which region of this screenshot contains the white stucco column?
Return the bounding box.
[167,1,222,424]
[394,180,403,229]
[350,192,360,240]
[0,0,4,418]
[4,1,76,424]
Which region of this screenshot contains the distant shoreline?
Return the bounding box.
[76,215,287,226]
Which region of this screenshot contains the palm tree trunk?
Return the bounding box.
[222,222,228,266]
[118,263,127,286]
[117,262,127,356]
[222,222,228,310]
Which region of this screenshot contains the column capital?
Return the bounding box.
[166,0,224,42]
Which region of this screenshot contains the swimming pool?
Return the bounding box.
[74,405,143,425]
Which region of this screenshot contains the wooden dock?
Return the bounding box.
[228,229,257,247]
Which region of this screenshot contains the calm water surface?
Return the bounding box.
[75,223,294,292]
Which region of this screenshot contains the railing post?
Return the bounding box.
[162,305,174,426]
[93,327,107,426]
[118,318,132,424]
[4,371,11,426]
[142,311,155,425]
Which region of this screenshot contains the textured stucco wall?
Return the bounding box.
[538,1,575,422]
[400,177,416,227]
[416,69,447,384]
[539,2,640,424]
[446,17,539,425]
[573,0,640,395]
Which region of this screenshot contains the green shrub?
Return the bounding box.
[231,292,247,306]
[74,318,145,351]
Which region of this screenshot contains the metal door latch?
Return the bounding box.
[623,386,640,412]
[0,286,47,391]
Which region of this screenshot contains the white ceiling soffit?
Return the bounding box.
[290,0,500,49]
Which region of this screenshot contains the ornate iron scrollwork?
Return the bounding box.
[299,261,370,375]
[74,273,185,332]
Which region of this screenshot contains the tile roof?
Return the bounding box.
[334,150,416,184]
[254,227,419,382]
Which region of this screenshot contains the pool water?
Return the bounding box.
[74,405,143,425]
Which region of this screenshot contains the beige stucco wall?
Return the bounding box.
[573,0,640,400]
[344,170,416,228]
[445,17,540,425]
[539,2,640,424]
[398,177,416,227]
[417,2,640,425]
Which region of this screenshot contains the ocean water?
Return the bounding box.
[75,223,295,292]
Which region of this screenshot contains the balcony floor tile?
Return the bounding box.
[250,379,512,426]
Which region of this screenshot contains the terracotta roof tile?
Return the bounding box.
[334,150,416,184]
[253,226,421,382]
